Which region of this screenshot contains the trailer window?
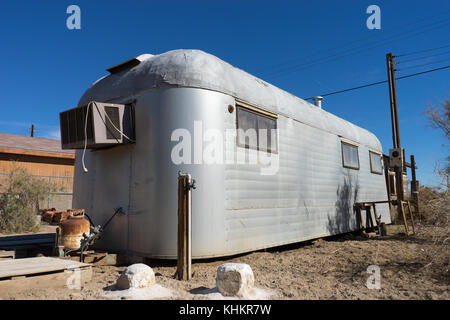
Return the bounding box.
[236,105,277,153]
[341,142,359,169]
[369,151,383,174]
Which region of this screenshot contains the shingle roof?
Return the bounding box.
[0,132,75,156]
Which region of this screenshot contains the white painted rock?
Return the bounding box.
[116,264,155,289]
[216,263,255,297]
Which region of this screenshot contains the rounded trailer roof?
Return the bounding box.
[79,49,382,151]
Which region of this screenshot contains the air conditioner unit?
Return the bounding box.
[389,148,403,168]
[59,102,135,150]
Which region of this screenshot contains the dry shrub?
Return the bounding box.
[418,186,450,280]
[0,165,57,234]
[418,186,448,224]
[419,99,450,280]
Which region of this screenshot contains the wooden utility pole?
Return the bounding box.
[386,53,407,228]
[386,53,401,149]
[410,155,420,215]
[30,124,34,137]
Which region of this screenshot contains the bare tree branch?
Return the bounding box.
[425,99,450,139]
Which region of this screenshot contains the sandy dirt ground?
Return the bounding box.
[1,224,449,300]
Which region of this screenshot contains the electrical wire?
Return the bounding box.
[81,101,135,174]
[304,65,450,100]
[263,18,450,79]
[94,102,135,143]
[396,57,450,71]
[396,65,450,80]
[395,43,450,58]
[259,16,450,79]
[396,49,450,64]
[254,9,450,75]
[304,80,388,100]
[81,102,92,173]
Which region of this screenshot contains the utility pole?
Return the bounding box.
[30,124,34,137]
[410,155,419,215]
[386,53,406,226]
[386,53,401,149]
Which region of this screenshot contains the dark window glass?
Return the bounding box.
[257,115,277,153]
[370,151,383,174]
[237,107,258,149]
[236,106,277,153]
[342,142,359,169]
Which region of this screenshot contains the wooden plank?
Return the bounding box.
[360,201,391,205]
[0,250,15,256]
[410,155,420,215]
[176,176,188,280]
[400,202,409,235]
[0,267,92,294]
[356,207,364,229]
[0,257,90,279]
[0,264,89,278]
[365,207,374,229]
[69,252,119,266]
[407,201,416,234]
[0,250,15,259]
[176,175,192,281]
[0,258,86,269]
[235,100,278,119]
[0,148,75,159]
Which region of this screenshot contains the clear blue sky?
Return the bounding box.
[0,0,449,186]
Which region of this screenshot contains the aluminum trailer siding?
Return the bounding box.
[72,50,390,259]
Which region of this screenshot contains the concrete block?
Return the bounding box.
[216,263,254,297]
[116,263,155,289]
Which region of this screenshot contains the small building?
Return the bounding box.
[0,133,75,210]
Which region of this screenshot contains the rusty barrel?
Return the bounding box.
[60,210,90,250]
[52,211,70,224]
[39,208,55,215]
[41,210,56,223]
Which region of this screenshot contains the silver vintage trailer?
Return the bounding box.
[69,49,390,259]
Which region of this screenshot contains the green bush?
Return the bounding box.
[0,165,57,234]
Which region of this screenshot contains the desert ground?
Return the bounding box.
[0,224,449,300]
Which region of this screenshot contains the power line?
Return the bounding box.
[395,43,450,57]
[397,57,450,71]
[260,14,450,78]
[396,65,450,80]
[262,18,450,79]
[396,49,450,64]
[304,80,388,99]
[304,65,450,100]
[254,9,450,75]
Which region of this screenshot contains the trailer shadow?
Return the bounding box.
[327,178,359,235]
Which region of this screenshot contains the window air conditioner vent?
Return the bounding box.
[59,101,135,150]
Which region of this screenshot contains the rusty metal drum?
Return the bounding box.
[39,208,55,215]
[41,210,56,223]
[60,211,90,250]
[52,211,70,224]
